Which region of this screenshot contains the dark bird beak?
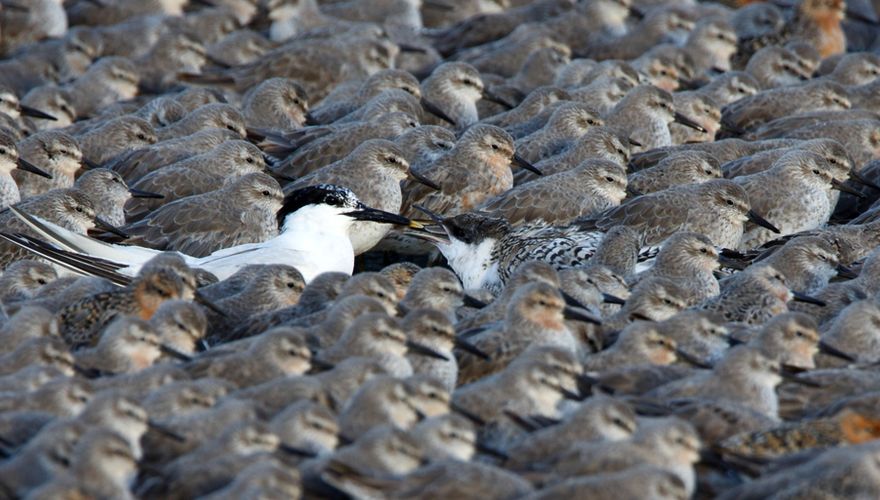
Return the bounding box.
[778,365,821,387]
[311,358,335,371]
[462,294,488,308]
[831,179,866,198]
[422,0,455,10]
[408,168,441,190]
[602,293,626,305]
[476,442,509,460]
[836,264,858,279]
[481,89,514,109]
[790,291,826,307]
[512,153,542,175]
[15,157,53,178]
[19,104,58,121]
[344,206,424,228]
[406,340,449,360]
[746,209,780,233]
[673,112,707,133]
[265,166,297,183]
[128,188,164,199]
[398,43,428,54]
[81,157,101,170]
[148,420,186,442]
[676,348,713,369]
[818,341,857,362]
[194,290,228,317]
[454,337,490,360]
[159,344,192,362]
[628,137,643,147]
[420,97,456,126]
[560,290,589,310]
[451,402,485,426]
[849,170,880,191]
[304,111,320,126]
[563,305,602,325]
[93,216,129,239]
[278,444,318,457]
[558,386,584,401]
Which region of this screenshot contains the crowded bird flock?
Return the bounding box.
[3,0,880,497]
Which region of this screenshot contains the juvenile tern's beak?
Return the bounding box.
[15,158,52,178]
[673,112,707,133]
[512,153,542,175]
[19,104,58,121]
[746,209,780,233]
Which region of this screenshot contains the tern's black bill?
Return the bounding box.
[19,104,58,121]
[818,341,856,362]
[831,179,866,198]
[420,97,456,127]
[673,112,707,133]
[790,291,826,307]
[454,337,490,360]
[406,340,449,360]
[129,188,165,199]
[93,217,129,239]
[344,207,424,228]
[746,209,780,234]
[409,168,441,190]
[16,158,53,179]
[512,153,543,175]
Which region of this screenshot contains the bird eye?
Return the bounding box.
[491,144,499,150]
[287,282,296,288]
[262,190,270,196]
[226,124,237,131]
[0,149,6,155]
[663,299,674,305]
[75,206,83,212]
[699,248,708,254]
[37,278,47,285]
[246,157,254,163]
[812,169,820,175]
[795,330,804,337]
[605,176,615,182]
[136,134,146,140]
[725,199,733,206]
